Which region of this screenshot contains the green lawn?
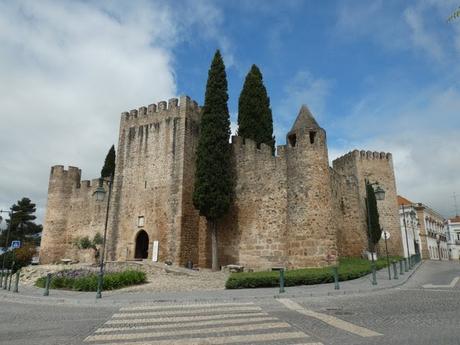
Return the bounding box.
[225,256,402,289]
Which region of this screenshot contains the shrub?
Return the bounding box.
[0,242,36,272]
[225,256,402,289]
[35,269,146,291]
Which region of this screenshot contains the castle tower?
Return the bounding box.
[106,96,202,265]
[285,106,337,267]
[40,166,81,264]
[333,150,403,257]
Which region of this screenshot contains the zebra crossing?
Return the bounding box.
[84,301,323,345]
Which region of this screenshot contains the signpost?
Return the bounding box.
[381,230,391,280]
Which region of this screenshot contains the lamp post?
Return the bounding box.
[436,233,441,261]
[365,179,385,285]
[0,209,13,288]
[93,175,113,299]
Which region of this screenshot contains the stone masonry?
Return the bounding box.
[40,96,404,269]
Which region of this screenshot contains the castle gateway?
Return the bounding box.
[40,96,403,269]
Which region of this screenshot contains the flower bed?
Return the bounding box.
[225,257,401,289]
[35,269,146,291]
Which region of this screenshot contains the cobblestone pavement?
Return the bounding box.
[1,260,459,345]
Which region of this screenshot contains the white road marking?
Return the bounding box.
[85,322,293,341]
[87,331,310,345]
[278,298,382,338]
[105,312,268,325]
[120,302,254,311]
[112,305,261,318]
[422,277,460,289]
[97,316,277,332]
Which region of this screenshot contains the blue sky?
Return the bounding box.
[0,0,459,220]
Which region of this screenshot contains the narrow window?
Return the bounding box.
[137,216,145,227]
[288,134,297,147]
[309,131,316,144]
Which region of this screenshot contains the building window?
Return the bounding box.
[137,216,145,227]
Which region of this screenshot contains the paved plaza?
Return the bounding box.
[0,261,459,345]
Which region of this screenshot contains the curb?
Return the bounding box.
[0,262,424,307]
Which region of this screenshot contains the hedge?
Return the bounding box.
[35,269,146,291]
[225,257,401,289]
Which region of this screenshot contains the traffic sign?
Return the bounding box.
[381,231,390,240]
[11,240,21,249]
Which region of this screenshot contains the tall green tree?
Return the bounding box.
[193,50,234,271]
[0,198,42,247]
[237,65,275,153]
[366,184,381,251]
[101,145,116,178]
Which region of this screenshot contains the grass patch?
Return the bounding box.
[225,256,402,289]
[35,269,146,291]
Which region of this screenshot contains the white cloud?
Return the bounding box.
[330,85,460,217]
[0,1,185,221]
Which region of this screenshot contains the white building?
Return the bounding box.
[398,196,448,261]
[447,216,460,260]
[398,196,420,258]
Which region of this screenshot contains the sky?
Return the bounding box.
[0,0,459,223]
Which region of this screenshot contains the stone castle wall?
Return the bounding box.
[333,150,403,257]
[40,95,403,268]
[40,166,107,264]
[217,137,288,269]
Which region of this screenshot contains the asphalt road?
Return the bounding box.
[0,261,459,345]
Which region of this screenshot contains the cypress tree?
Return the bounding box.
[101,145,116,178]
[237,64,275,153]
[366,183,381,251]
[193,50,233,271]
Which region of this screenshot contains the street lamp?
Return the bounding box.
[365,179,385,285]
[93,175,113,299]
[436,233,441,261]
[0,209,13,288]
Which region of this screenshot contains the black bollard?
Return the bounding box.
[43,273,51,296]
[279,269,285,293]
[333,266,340,290]
[393,261,398,279]
[13,271,20,293]
[3,272,8,290]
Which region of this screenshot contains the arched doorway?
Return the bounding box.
[135,230,149,259]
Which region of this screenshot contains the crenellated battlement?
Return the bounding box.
[49,165,108,196]
[121,95,201,123]
[231,136,276,160]
[333,149,392,168]
[77,178,105,191]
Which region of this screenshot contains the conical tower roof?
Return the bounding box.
[290,105,320,132]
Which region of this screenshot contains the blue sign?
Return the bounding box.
[11,240,21,249]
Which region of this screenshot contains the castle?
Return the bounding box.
[40,95,403,269]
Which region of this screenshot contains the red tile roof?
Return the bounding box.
[449,215,460,223]
[397,195,413,206]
